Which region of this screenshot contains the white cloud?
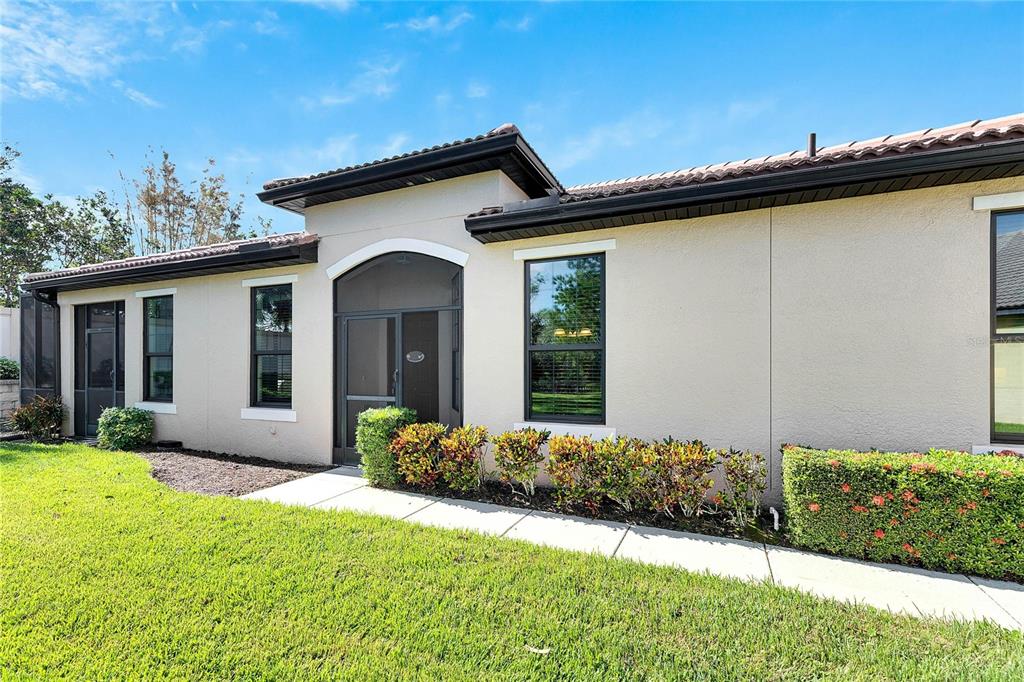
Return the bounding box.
[403,10,473,34]
[252,10,284,36]
[284,0,356,11]
[112,80,162,108]
[0,1,237,102]
[0,1,128,100]
[549,109,671,171]
[466,81,490,99]
[377,133,411,158]
[302,59,402,108]
[498,15,533,31]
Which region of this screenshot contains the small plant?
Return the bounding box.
[356,406,416,487]
[10,395,64,441]
[492,427,550,495]
[642,438,717,518]
[391,422,448,487]
[720,449,767,529]
[438,425,489,491]
[547,435,600,509]
[97,406,154,450]
[0,357,18,380]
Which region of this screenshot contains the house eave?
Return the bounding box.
[257,133,562,213]
[465,139,1024,243]
[20,240,319,295]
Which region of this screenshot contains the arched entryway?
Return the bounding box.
[332,251,464,464]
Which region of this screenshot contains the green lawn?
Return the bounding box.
[1,444,1022,680]
[995,421,1024,434]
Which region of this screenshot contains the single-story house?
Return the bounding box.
[18,113,1024,496]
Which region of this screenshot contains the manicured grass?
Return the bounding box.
[995,421,1024,434]
[2,444,1022,680]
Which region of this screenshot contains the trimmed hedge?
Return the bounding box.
[97,407,154,450]
[783,446,1024,580]
[356,407,416,487]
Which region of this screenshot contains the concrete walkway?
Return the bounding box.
[242,468,1024,631]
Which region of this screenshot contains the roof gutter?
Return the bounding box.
[466,139,1024,242]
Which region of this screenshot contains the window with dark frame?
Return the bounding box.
[525,253,604,423]
[251,284,293,408]
[993,210,1024,443]
[143,295,173,402]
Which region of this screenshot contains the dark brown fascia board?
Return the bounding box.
[466,139,1024,242]
[257,133,562,210]
[20,240,319,295]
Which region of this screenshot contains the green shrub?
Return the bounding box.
[547,435,601,509]
[438,425,489,491]
[783,446,1024,580]
[493,428,550,495]
[592,437,647,512]
[391,422,448,487]
[11,395,64,441]
[356,406,416,487]
[0,357,18,380]
[641,438,717,518]
[97,407,154,450]
[720,449,767,529]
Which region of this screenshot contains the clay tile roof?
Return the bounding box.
[562,113,1024,202]
[22,232,317,283]
[263,123,523,191]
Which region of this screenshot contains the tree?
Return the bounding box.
[39,191,134,270]
[0,146,46,306]
[127,150,269,255]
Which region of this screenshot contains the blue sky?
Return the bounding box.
[3,1,1023,234]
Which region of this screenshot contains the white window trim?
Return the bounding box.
[134,287,176,298]
[325,238,470,280]
[972,191,1024,212]
[241,407,297,422]
[512,239,617,261]
[242,274,298,288]
[514,422,616,439]
[134,401,177,415]
[973,444,1024,456]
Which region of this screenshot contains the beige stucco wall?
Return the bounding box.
[54,170,1024,494]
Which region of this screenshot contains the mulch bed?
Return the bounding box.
[135,448,332,497]
[392,479,788,546]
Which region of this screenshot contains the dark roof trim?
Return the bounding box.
[258,130,562,214]
[466,139,1024,243]
[21,238,319,295]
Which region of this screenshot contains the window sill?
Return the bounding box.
[241,407,297,423]
[973,443,1024,456]
[135,401,176,415]
[514,422,616,439]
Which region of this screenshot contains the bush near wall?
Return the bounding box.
[356,407,416,487]
[783,446,1024,581]
[10,395,64,441]
[0,357,18,380]
[97,407,154,451]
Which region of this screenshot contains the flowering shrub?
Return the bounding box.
[439,425,489,491]
[641,438,717,518]
[391,422,448,487]
[492,428,550,495]
[783,446,1024,580]
[356,406,416,487]
[720,449,767,529]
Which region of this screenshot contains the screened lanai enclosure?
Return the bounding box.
[334,252,463,464]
